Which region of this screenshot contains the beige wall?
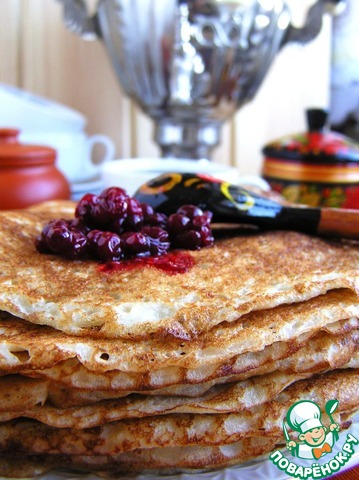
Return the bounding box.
[1,0,331,177]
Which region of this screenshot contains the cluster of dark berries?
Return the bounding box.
[35,187,214,262]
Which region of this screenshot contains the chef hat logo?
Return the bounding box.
[286,400,323,434]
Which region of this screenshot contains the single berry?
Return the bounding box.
[176,205,203,219]
[36,219,65,254]
[142,226,170,256]
[38,219,89,259]
[192,212,213,228]
[174,230,202,250]
[140,203,155,218]
[198,225,214,247]
[69,230,90,259]
[42,219,71,253]
[93,187,129,227]
[123,197,144,231]
[87,229,103,252]
[167,213,191,234]
[88,230,123,262]
[122,232,150,257]
[144,212,168,228]
[75,194,100,227]
[99,186,128,204]
[35,235,51,254]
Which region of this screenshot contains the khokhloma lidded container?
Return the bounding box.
[262,109,359,209]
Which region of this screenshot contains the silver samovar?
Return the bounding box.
[58,0,339,160]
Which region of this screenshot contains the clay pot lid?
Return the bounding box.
[262,109,359,164]
[0,128,56,167]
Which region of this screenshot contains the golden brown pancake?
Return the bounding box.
[0,368,356,457]
[0,201,358,477]
[0,436,281,477]
[2,332,358,426]
[0,203,358,340]
[0,353,357,428]
[0,371,302,427]
[32,320,359,393]
[0,324,352,416]
[0,289,358,375]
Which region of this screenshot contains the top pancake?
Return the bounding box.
[0,202,358,340]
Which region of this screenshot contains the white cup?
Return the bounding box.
[101,158,242,196]
[20,131,116,184]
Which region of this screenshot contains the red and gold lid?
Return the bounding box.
[262,109,359,185]
[263,109,359,164]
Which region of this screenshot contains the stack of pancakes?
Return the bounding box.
[0,200,358,477]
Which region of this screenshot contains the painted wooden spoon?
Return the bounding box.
[134,172,359,239]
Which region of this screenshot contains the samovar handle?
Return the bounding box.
[56,0,100,40]
[57,0,345,45]
[281,0,345,46]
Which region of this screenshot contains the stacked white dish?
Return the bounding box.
[0,84,115,191]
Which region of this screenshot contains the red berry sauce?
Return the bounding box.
[99,251,195,275]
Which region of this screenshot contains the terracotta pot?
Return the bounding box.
[262,109,359,209]
[0,128,70,210]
